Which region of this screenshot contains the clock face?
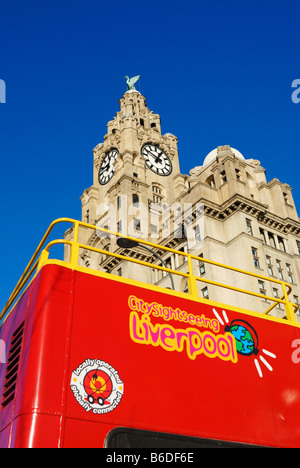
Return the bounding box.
[98,148,119,185]
[141,144,172,176]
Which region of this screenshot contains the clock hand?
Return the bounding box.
[100,162,112,175]
[147,151,162,164]
[100,163,109,172]
[154,148,163,164]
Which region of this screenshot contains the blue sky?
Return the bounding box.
[0,0,300,310]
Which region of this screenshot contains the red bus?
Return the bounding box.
[0,218,300,448]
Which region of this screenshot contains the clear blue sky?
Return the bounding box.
[0,0,300,310]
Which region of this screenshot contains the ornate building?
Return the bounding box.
[77,88,300,320]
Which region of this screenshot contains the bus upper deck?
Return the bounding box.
[0,218,299,448]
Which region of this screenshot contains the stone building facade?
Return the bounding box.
[77,89,300,320]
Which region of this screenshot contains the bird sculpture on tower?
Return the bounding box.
[125,75,140,91]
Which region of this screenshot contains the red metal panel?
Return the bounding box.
[14,265,74,419]
[66,269,300,448]
[0,285,33,440]
[62,419,115,448]
[0,264,74,447]
[10,414,61,448]
[1,263,300,447]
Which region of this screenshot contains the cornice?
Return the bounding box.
[176,194,300,236]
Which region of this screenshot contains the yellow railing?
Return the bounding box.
[0,218,298,326]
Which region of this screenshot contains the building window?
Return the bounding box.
[246,219,253,236]
[133,193,139,208]
[276,259,283,280]
[268,232,276,249]
[85,209,90,224]
[259,228,266,244]
[258,280,267,301]
[266,256,274,276]
[194,224,201,243]
[278,236,286,252]
[283,192,289,204]
[252,247,260,268]
[153,185,162,194]
[220,170,227,184]
[296,241,300,255]
[235,168,242,181]
[117,220,122,233]
[259,229,287,253]
[152,185,163,204]
[198,259,205,276]
[273,288,282,309]
[198,253,205,276]
[153,195,162,204]
[205,175,216,188]
[134,218,141,232]
[117,196,122,211]
[202,286,209,299]
[293,295,299,314]
[117,268,122,277]
[286,264,294,283]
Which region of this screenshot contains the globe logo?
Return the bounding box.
[216,312,277,378]
[225,320,259,357]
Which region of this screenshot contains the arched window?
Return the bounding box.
[205,175,216,188]
[152,184,163,204]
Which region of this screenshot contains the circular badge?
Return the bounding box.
[70,359,124,414]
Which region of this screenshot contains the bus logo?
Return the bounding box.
[223,317,277,378]
[70,358,124,414]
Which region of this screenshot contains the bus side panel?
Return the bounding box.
[64,271,300,448]
[10,414,62,448]
[14,265,74,419]
[0,424,11,448]
[0,264,74,448]
[0,285,34,440]
[63,419,115,448]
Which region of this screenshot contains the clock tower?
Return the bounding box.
[81,89,187,243]
[74,84,300,317]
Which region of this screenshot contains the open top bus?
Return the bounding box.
[0,218,299,448]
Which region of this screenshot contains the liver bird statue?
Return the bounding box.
[125,75,140,91]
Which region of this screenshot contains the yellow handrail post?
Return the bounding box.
[37,250,50,272]
[70,221,80,268]
[282,283,296,323]
[187,255,198,298]
[70,241,79,269]
[73,220,79,243]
